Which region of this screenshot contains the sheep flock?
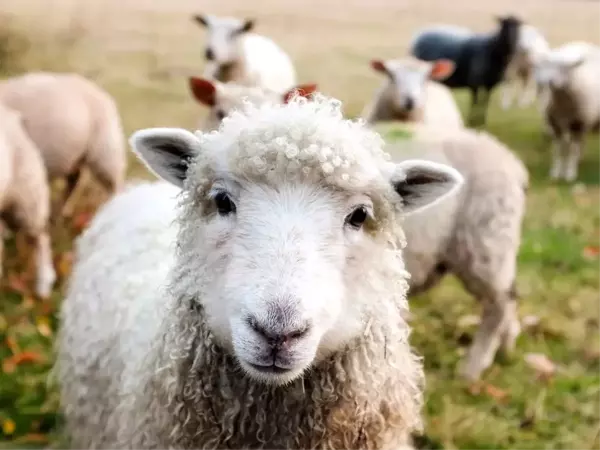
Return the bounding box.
[0,3,598,449]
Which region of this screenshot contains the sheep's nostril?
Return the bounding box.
[246,316,311,348]
[404,97,415,111]
[205,48,214,61]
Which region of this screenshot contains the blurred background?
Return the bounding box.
[0,0,598,448]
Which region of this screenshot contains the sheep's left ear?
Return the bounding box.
[563,53,587,70]
[429,59,455,81]
[130,128,201,188]
[391,159,463,215]
[239,19,254,34]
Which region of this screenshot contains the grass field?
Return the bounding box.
[0,0,599,448]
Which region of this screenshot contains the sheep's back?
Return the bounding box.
[0,73,95,177]
[57,181,180,447]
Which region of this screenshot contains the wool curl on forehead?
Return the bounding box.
[182,93,408,248]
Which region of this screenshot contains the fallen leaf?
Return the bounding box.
[72,211,94,232]
[0,314,6,332]
[457,314,480,328]
[5,335,20,354]
[14,433,48,444]
[22,295,35,310]
[6,273,29,295]
[2,351,46,373]
[2,418,15,435]
[484,383,510,402]
[582,246,600,260]
[524,353,557,379]
[36,316,52,337]
[56,251,74,279]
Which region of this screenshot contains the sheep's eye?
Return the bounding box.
[214,192,236,215]
[216,109,226,121]
[205,48,215,61]
[345,206,368,229]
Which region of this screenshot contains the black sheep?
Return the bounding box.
[410,15,523,126]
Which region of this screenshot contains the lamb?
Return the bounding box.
[0,104,55,298]
[362,57,464,128]
[409,15,522,126]
[188,76,317,130]
[0,72,126,216]
[533,42,600,182]
[56,94,464,449]
[500,23,550,110]
[377,122,529,381]
[192,14,297,94]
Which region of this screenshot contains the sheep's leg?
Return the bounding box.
[500,81,516,110]
[519,73,537,108]
[468,87,480,127]
[0,221,4,281]
[564,122,585,182]
[29,231,56,299]
[547,116,567,180]
[476,89,491,127]
[61,167,84,218]
[499,281,521,355]
[458,294,509,381]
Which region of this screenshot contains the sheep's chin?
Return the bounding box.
[237,359,308,386]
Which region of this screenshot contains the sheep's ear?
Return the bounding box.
[189,77,217,106]
[193,14,209,27]
[429,59,455,81]
[391,159,463,215]
[130,128,201,188]
[239,19,254,34]
[371,59,389,75]
[282,83,318,103]
[563,54,587,70]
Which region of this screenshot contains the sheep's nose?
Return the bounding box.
[247,316,311,349]
[205,47,214,61]
[404,97,415,111]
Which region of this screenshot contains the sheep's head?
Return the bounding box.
[193,14,254,66]
[188,77,318,131]
[130,95,463,386]
[495,14,522,53]
[533,48,588,90]
[370,57,455,116]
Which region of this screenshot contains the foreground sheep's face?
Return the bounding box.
[131,96,463,385]
[193,14,253,65]
[370,58,455,114]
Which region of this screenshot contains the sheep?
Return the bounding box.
[0,72,126,217]
[500,23,550,110]
[56,94,464,449]
[409,15,523,126]
[0,104,55,298]
[192,14,297,94]
[533,42,600,182]
[187,76,317,130]
[362,57,464,128]
[376,122,529,381]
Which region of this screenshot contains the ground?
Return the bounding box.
[0,0,598,448]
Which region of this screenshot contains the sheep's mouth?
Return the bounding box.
[247,362,292,375]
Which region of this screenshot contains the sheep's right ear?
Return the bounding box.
[371,59,389,75]
[390,159,464,216]
[130,128,201,188]
[429,59,455,81]
[189,77,217,106]
[193,15,209,27]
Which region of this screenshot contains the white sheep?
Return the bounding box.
[0,104,55,298]
[533,42,600,182]
[501,23,550,110]
[193,14,297,94]
[362,57,464,128]
[0,72,126,216]
[187,76,317,130]
[378,122,529,381]
[56,94,464,449]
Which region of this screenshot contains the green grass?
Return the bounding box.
[0,16,599,450]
